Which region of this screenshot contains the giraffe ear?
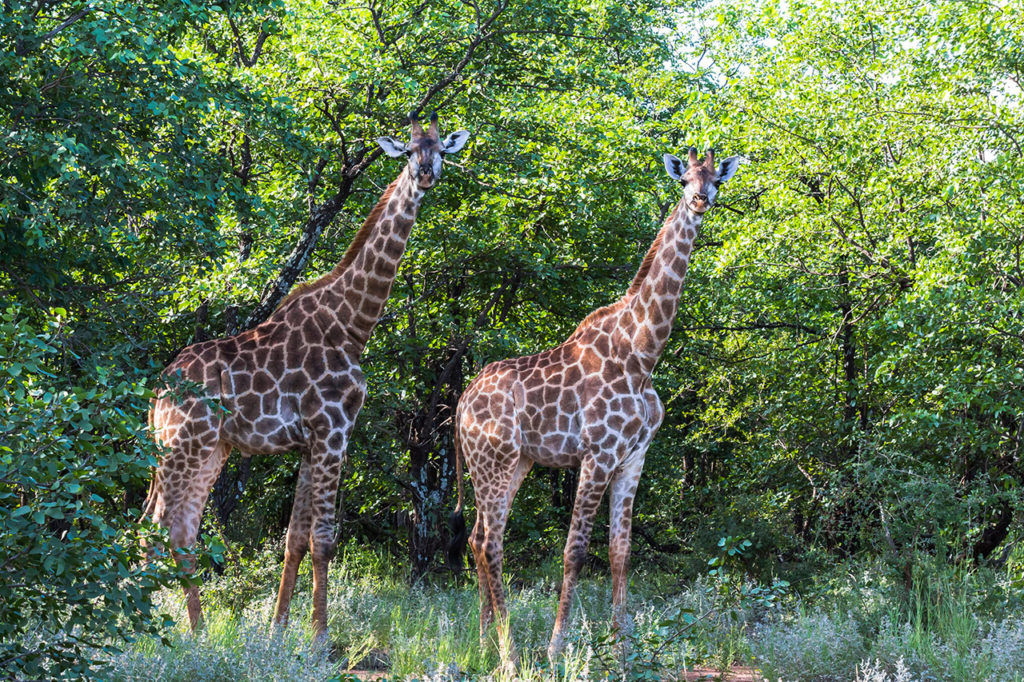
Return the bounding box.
[717,155,741,184]
[377,136,408,158]
[441,130,470,155]
[663,153,684,182]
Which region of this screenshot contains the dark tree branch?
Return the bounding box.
[633,524,681,553]
[242,166,362,330]
[409,0,507,118]
[307,157,329,213]
[14,6,92,56]
[677,321,823,336]
[226,9,270,67]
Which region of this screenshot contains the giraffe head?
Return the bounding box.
[376,112,470,189]
[662,147,740,215]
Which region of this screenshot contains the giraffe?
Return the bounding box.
[143,113,470,635]
[452,147,740,661]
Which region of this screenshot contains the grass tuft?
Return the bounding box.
[103,546,1024,681]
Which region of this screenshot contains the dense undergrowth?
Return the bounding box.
[101,540,1024,681]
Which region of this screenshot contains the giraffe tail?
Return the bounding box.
[446,415,468,570]
[139,473,159,523]
[139,402,161,524]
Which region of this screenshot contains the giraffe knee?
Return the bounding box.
[309,535,336,563]
[564,542,587,569]
[468,523,486,554]
[285,527,310,555]
[481,540,502,567]
[283,545,307,568]
[167,516,198,549]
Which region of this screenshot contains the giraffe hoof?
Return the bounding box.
[498,655,518,678]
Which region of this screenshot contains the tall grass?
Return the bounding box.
[750,559,1024,682]
[105,542,1024,681]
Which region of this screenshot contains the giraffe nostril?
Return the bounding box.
[694,193,708,202]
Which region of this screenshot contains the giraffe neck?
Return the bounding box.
[616,201,702,375]
[320,170,424,354]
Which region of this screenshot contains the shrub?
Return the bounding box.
[750,610,867,681]
[854,658,919,682]
[0,308,176,677]
[111,614,337,682]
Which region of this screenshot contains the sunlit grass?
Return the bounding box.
[106,544,1024,681]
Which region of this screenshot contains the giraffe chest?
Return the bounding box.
[222,343,365,455]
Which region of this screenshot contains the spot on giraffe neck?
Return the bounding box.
[626,203,690,298]
[275,178,400,311]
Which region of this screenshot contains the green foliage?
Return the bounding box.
[0,307,177,676]
[2,0,1024,673]
[113,555,1024,680]
[0,0,278,671]
[111,611,337,682]
[641,0,1024,577]
[752,560,1024,681]
[113,548,788,680]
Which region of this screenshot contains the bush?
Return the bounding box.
[750,610,867,681]
[111,614,336,682]
[0,308,176,677]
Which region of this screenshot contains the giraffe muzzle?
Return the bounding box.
[417,166,436,188]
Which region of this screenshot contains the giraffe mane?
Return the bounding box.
[275,178,400,311]
[566,302,623,339]
[627,202,683,296]
[565,202,682,340]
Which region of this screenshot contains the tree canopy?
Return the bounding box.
[1,0,1021,675]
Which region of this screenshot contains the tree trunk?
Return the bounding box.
[211,454,252,527]
[971,500,1013,563]
[409,436,456,577]
[403,344,464,579]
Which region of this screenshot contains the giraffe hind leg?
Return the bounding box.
[306,436,346,637]
[151,439,230,630]
[475,505,511,658]
[473,456,532,660]
[468,516,495,641]
[274,455,314,627]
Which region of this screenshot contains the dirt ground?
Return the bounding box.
[678,667,763,681]
[341,665,763,680]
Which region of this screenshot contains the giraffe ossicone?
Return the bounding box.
[452,147,741,663]
[143,114,469,636]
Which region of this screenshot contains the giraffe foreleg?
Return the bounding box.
[608,458,644,660]
[274,455,314,627]
[548,457,611,662]
[307,436,345,638]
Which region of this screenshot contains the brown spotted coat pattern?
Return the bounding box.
[454,148,741,661]
[144,116,469,636]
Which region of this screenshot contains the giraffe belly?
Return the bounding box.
[520,428,583,469]
[515,393,586,468]
[223,391,304,455]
